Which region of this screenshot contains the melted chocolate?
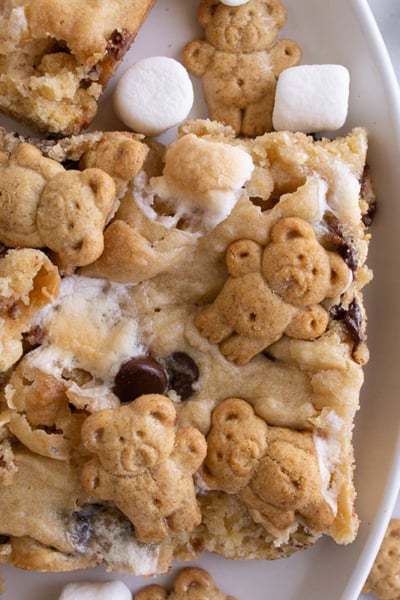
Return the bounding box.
[330,299,364,349]
[0,535,10,544]
[323,214,359,272]
[164,352,200,400]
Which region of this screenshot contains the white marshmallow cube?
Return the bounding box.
[221,0,250,5]
[272,64,350,133]
[113,56,194,137]
[58,580,131,600]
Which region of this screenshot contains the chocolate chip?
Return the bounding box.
[262,349,276,361]
[164,352,199,400]
[69,503,134,551]
[360,164,377,227]
[0,535,10,544]
[106,28,135,61]
[61,159,81,170]
[69,504,106,549]
[323,214,359,272]
[22,324,45,352]
[330,299,364,349]
[113,356,168,403]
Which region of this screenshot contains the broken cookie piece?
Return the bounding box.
[0,248,60,372]
[0,0,156,135]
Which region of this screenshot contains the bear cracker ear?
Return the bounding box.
[327,252,351,298]
[134,394,177,427]
[270,216,315,243]
[198,0,221,29]
[211,397,254,427]
[226,239,263,277]
[135,587,168,600]
[81,409,113,452]
[174,567,214,594]
[265,0,286,28]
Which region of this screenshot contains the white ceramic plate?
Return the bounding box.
[2,1,400,599]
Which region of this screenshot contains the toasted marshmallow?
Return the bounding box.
[272,64,350,133]
[58,580,131,600]
[147,133,254,232]
[113,56,194,137]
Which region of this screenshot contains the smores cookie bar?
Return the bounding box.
[0,0,155,135]
[0,117,373,574]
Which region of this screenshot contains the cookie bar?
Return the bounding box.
[0,118,373,574]
[0,0,155,135]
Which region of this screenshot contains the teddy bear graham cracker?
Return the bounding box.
[183,0,302,136]
[0,114,374,577]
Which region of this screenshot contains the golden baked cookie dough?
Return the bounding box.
[0,0,156,134]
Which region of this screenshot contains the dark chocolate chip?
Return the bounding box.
[323,214,359,272]
[360,164,377,227]
[22,324,45,352]
[61,159,81,170]
[262,349,276,361]
[164,352,199,400]
[69,504,106,548]
[0,535,10,544]
[106,28,135,61]
[330,299,363,349]
[113,356,168,403]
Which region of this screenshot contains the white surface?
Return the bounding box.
[1,1,400,599]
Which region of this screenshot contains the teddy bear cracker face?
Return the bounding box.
[199,0,286,53]
[201,398,268,493]
[82,397,176,476]
[262,217,350,307]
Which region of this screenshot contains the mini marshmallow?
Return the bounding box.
[220,0,250,5]
[58,580,131,600]
[113,56,194,137]
[272,64,350,133]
